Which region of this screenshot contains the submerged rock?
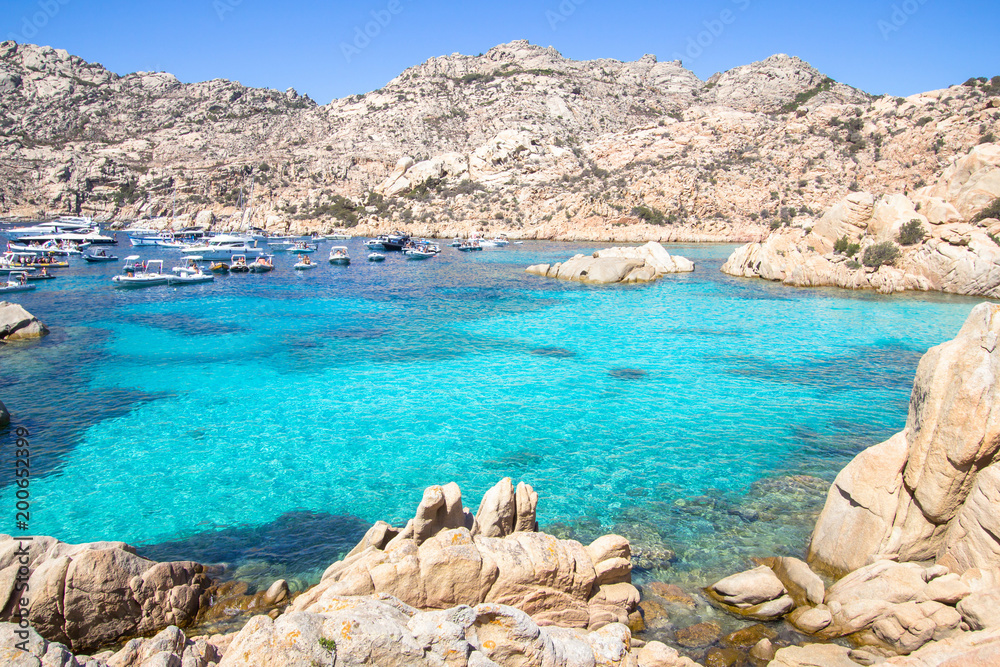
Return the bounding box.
[0,400,8,428]
[0,301,48,341]
[526,241,694,284]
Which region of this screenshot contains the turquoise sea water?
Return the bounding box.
[0,237,989,587]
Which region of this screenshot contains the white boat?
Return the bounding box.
[168,272,214,285]
[167,257,214,284]
[127,230,186,248]
[457,240,483,252]
[248,256,274,273]
[329,246,351,265]
[7,240,88,255]
[325,231,352,240]
[367,252,385,262]
[229,254,250,273]
[6,217,96,238]
[403,244,436,260]
[480,235,510,248]
[293,254,318,270]
[171,257,207,274]
[449,238,463,247]
[363,239,385,250]
[111,257,170,287]
[0,272,35,294]
[181,235,264,261]
[17,229,116,245]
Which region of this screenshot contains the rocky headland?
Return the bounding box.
[722,143,1000,297]
[1,40,997,246]
[526,241,694,284]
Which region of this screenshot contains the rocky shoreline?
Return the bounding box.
[723,143,1000,298]
[4,303,999,665]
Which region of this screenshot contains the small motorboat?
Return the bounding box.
[0,272,36,293]
[329,246,351,265]
[403,244,435,260]
[248,256,274,273]
[83,249,118,263]
[230,255,250,273]
[167,270,214,285]
[293,254,318,270]
[172,256,205,274]
[111,257,170,288]
[209,261,230,273]
[367,252,385,262]
[449,238,463,247]
[287,241,316,254]
[363,239,385,250]
[325,231,352,240]
[25,269,56,282]
[457,240,483,252]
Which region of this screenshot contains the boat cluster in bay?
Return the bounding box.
[0,218,521,292]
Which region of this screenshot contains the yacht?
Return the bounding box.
[378,231,411,251]
[181,235,264,260]
[125,229,186,248]
[6,217,96,237]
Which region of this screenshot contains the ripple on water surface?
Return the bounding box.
[0,240,986,586]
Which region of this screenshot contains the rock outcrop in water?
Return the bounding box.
[809,302,1000,576]
[0,535,212,653]
[290,478,641,631]
[701,303,1000,664]
[722,143,1000,298]
[0,301,48,341]
[526,241,694,284]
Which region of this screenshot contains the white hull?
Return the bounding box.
[181,246,264,260]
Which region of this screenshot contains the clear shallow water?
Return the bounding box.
[0,235,989,587]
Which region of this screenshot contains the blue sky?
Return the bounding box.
[2,0,997,104]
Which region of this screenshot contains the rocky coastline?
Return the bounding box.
[723,143,1000,298]
[3,303,999,665]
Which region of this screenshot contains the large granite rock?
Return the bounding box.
[219,596,639,667]
[0,535,212,653]
[705,565,794,621]
[809,303,1000,576]
[526,242,694,284]
[0,302,48,341]
[290,479,640,631]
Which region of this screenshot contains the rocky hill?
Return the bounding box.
[0,39,997,243]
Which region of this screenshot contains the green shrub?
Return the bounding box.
[972,198,1000,223]
[833,235,861,257]
[898,219,926,245]
[846,260,861,269]
[631,205,665,225]
[862,241,901,268]
[769,219,781,230]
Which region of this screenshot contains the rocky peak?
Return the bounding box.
[705,53,868,112]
